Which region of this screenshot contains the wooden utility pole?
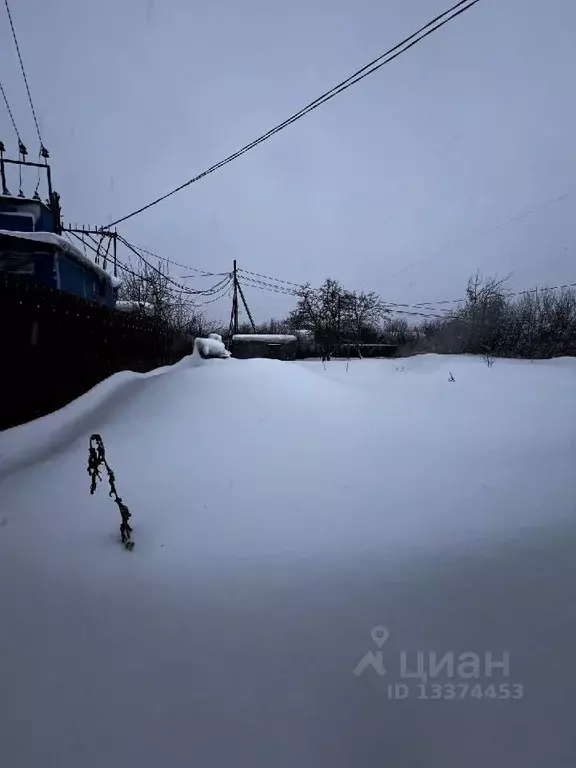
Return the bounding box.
[237,278,256,332]
[0,142,8,195]
[232,259,239,335]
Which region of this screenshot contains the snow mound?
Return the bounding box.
[1,355,576,766]
[193,336,230,359]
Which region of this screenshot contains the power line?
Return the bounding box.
[411,280,576,309]
[196,278,234,305]
[241,272,455,314]
[117,236,232,296]
[412,298,464,307]
[239,254,576,308]
[239,261,576,318]
[504,281,576,300]
[0,77,21,143]
[382,300,454,314]
[240,275,298,293]
[121,241,227,277]
[66,232,576,320]
[387,188,576,282]
[239,270,456,311]
[66,231,231,297]
[239,275,299,296]
[237,276,448,322]
[237,267,305,289]
[105,0,480,228]
[389,308,448,319]
[3,0,45,151]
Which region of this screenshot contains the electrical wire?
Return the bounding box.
[117,235,233,296]
[196,278,234,305]
[239,272,455,313]
[63,234,448,319]
[237,267,305,289]
[3,0,44,149]
[239,262,576,312]
[239,275,299,296]
[68,232,576,321]
[120,240,228,277]
[101,235,112,268]
[78,230,228,282]
[0,77,21,143]
[239,277,449,322]
[239,274,299,293]
[387,188,576,282]
[388,308,448,319]
[65,231,194,294]
[105,0,480,228]
[65,231,211,298]
[410,280,576,310]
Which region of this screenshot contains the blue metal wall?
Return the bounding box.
[57,254,115,307]
[33,251,57,287]
[0,196,55,233]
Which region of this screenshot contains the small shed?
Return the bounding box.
[231,333,297,360]
[0,229,121,307]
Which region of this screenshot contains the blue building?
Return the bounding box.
[0,193,120,307]
[0,192,56,233]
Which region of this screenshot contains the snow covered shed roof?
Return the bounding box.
[115,300,154,314]
[232,334,297,344]
[0,230,122,288]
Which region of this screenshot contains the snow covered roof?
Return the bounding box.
[0,193,49,205]
[0,229,122,288]
[115,300,154,314]
[232,334,297,344]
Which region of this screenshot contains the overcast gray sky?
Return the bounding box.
[1,0,575,323]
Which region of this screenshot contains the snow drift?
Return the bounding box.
[193,336,230,359]
[1,354,575,767]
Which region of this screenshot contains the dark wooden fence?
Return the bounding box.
[0,273,184,430]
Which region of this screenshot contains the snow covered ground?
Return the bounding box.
[1,354,575,767]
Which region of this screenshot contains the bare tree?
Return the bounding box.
[289,279,347,359]
[289,279,387,358]
[347,290,388,356]
[406,274,576,360]
[118,259,202,336]
[462,271,511,357]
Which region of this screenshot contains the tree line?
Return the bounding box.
[401,272,576,360]
[119,262,576,360]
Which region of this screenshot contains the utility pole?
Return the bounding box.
[0,141,8,195]
[237,278,256,332]
[228,260,255,338]
[232,259,239,335]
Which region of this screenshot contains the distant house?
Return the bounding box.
[0,229,120,308]
[231,334,298,360]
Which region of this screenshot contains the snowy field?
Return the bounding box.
[1,353,575,767]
